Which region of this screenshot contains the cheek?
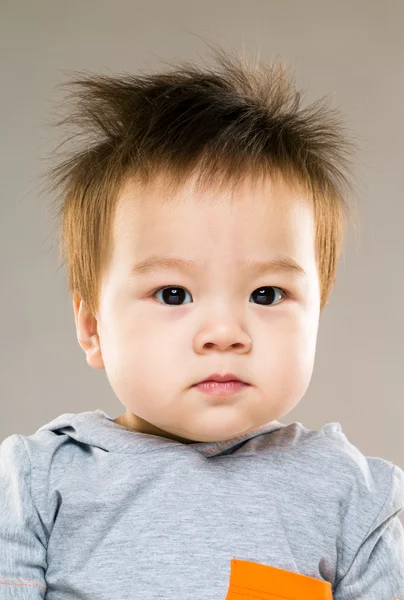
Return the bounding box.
[290,320,318,394]
[260,316,317,394]
[110,321,179,387]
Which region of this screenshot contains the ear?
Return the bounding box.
[72,295,105,370]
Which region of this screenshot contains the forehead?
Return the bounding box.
[112,173,316,268]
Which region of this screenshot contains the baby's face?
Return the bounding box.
[75,172,321,443]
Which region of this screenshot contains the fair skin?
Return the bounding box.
[73,171,321,444]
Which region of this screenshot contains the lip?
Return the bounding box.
[193,380,249,397]
[194,373,249,385]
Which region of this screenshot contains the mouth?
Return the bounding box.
[193,373,250,386]
[192,379,250,397]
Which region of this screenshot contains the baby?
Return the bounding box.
[1,44,403,600]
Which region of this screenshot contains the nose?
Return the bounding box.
[194,321,252,354]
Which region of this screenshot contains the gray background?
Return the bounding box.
[1,0,403,524]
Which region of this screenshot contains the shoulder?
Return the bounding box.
[280,420,403,528]
[287,420,400,489]
[313,421,402,498]
[0,413,87,525]
[1,413,79,469]
[302,422,404,567]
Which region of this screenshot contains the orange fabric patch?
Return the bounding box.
[225,559,333,600]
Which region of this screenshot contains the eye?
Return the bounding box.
[152,286,288,306]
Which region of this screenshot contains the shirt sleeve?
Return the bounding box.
[0,434,48,599]
[333,463,404,600]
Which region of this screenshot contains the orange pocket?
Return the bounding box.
[225,559,333,600]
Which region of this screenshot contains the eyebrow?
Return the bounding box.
[131,254,307,278]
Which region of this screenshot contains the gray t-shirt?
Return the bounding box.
[0,409,403,599]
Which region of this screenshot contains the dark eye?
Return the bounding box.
[251,286,286,306]
[152,286,286,306]
[153,287,192,306]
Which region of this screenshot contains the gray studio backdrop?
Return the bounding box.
[1,1,403,525]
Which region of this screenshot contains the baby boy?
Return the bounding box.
[0,45,403,599]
